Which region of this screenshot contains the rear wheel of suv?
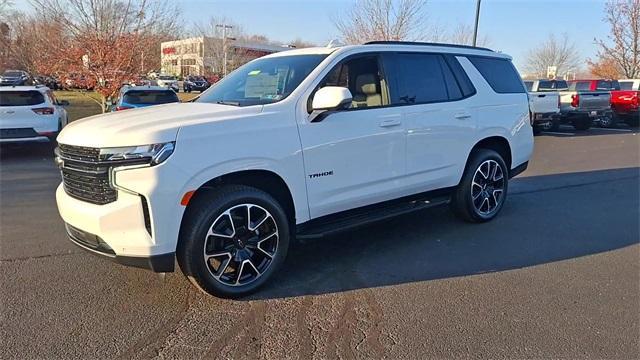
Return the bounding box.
[451,149,508,223]
[572,118,592,131]
[177,185,290,298]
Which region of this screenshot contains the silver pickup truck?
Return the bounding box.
[560,80,612,130]
[527,79,612,131]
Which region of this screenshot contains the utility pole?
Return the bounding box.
[472,0,482,46]
[216,24,233,76]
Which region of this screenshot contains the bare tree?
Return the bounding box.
[334,0,434,44]
[524,33,582,78]
[27,0,180,112]
[594,0,640,78]
[448,23,490,47]
[193,17,247,75]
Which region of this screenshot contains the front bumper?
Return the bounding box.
[0,136,50,143]
[65,223,174,271]
[56,157,188,270]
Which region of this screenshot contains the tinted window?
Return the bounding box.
[3,71,22,77]
[569,81,591,91]
[596,80,620,90]
[0,91,45,106]
[123,90,179,105]
[199,55,327,106]
[524,81,533,91]
[468,56,525,94]
[537,80,553,91]
[390,53,448,104]
[159,76,175,80]
[619,81,633,90]
[443,55,476,97]
[554,80,569,90]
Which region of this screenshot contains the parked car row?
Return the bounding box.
[525,78,639,133]
[0,85,69,143]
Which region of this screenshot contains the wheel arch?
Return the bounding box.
[181,169,297,229]
[467,136,512,172]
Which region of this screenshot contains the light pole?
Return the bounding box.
[216,24,233,76]
[472,0,482,46]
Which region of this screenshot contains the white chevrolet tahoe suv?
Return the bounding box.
[55,42,533,298]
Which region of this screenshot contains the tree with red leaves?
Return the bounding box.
[29,0,180,112]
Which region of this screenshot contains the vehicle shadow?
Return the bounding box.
[251,167,639,300]
[536,123,638,138]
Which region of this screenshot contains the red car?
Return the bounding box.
[568,79,638,128]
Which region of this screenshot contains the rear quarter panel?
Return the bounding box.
[457,57,533,173]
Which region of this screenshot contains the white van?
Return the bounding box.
[55,42,534,298]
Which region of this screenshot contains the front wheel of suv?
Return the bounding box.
[177,185,290,298]
[451,149,508,223]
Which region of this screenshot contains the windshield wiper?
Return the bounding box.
[216,100,241,106]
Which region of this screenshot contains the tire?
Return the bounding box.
[177,185,290,298]
[451,149,509,223]
[572,118,592,131]
[532,126,542,135]
[598,113,617,128]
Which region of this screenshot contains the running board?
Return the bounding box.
[296,194,451,241]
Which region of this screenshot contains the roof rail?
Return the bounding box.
[364,41,494,52]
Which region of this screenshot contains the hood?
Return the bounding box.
[57,102,263,148]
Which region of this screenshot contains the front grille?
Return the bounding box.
[57,144,117,205]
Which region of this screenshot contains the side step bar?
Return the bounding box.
[296,194,451,240]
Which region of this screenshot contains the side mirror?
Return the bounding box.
[312,86,352,111]
[58,100,70,106]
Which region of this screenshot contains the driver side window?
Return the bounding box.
[318,55,387,109]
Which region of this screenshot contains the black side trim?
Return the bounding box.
[510,161,528,179]
[297,187,452,240]
[116,253,175,272]
[140,195,153,237]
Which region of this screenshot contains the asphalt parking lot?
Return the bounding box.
[1,125,639,359]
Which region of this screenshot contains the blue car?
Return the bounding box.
[113,86,179,111]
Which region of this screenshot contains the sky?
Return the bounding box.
[177,0,610,71]
[12,0,610,71]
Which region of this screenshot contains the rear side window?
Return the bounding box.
[389,53,449,104]
[467,56,525,94]
[0,91,45,106]
[554,80,569,90]
[123,90,179,105]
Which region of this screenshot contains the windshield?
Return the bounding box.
[122,90,179,105]
[197,54,327,106]
[159,76,175,80]
[3,71,22,77]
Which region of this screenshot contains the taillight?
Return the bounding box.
[115,106,132,111]
[32,107,54,115]
[571,94,579,108]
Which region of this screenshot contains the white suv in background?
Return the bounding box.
[55,42,533,298]
[0,86,69,143]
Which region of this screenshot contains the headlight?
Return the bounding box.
[99,142,175,166]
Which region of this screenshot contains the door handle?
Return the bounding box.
[454,113,471,120]
[379,119,401,127]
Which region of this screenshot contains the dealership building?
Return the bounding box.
[160,37,290,76]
